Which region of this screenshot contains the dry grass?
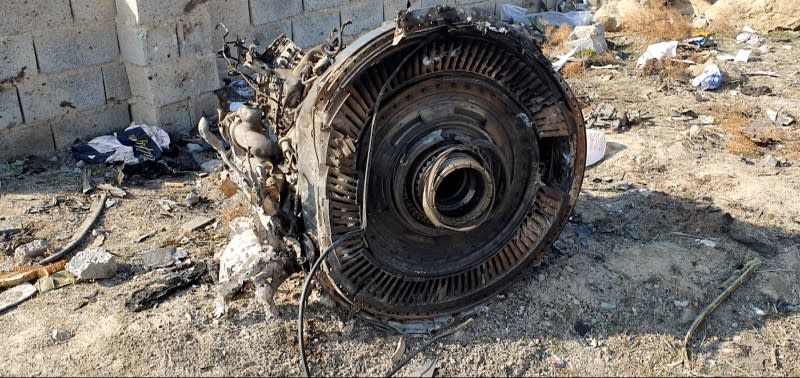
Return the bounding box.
[712,106,760,157]
[560,52,619,79]
[639,58,690,80]
[621,4,692,47]
[541,24,572,57]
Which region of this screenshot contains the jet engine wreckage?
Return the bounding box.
[199,4,585,372]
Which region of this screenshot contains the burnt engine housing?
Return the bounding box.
[205,6,585,322]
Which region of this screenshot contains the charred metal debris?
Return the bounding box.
[200,4,586,375]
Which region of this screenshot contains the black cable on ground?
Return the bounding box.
[298,229,362,377]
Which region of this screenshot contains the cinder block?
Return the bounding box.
[116,0,204,25]
[125,54,220,106]
[0,0,72,36]
[189,91,220,126]
[102,63,131,101]
[51,103,131,148]
[131,99,192,132]
[207,0,251,47]
[17,68,107,123]
[0,86,24,130]
[250,19,293,47]
[342,0,384,35]
[0,34,37,82]
[0,121,55,160]
[384,0,408,21]
[468,0,497,15]
[34,22,120,74]
[250,0,302,26]
[178,9,214,58]
[117,21,179,66]
[304,0,347,12]
[71,0,117,22]
[291,8,340,48]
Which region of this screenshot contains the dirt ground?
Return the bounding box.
[1,29,799,377]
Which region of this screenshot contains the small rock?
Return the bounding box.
[181,216,215,233]
[760,155,779,168]
[698,239,717,248]
[548,354,565,368]
[51,330,73,343]
[751,306,767,316]
[600,301,617,310]
[201,159,223,173]
[667,141,692,160]
[0,221,22,236]
[536,273,546,282]
[66,248,118,280]
[602,176,614,183]
[680,308,696,324]
[140,247,188,269]
[674,300,690,308]
[615,183,631,191]
[574,319,592,337]
[688,125,703,140]
[14,240,50,258]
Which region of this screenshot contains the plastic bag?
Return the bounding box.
[691,64,723,91]
[636,41,678,68]
[585,129,607,167]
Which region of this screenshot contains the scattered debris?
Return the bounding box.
[0,260,67,288]
[549,354,566,368]
[51,329,73,343]
[586,129,607,167]
[736,26,763,45]
[14,240,50,259]
[567,24,608,53]
[200,159,223,173]
[35,271,77,294]
[683,257,762,364]
[734,49,751,63]
[40,192,109,265]
[140,247,188,269]
[71,123,171,165]
[585,103,628,130]
[66,248,118,280]
[181,216,215,234]
[125,261,208,312]
[742,121,780,146]
[767,109,794,125]
[96,183,127,198]
[674,300,690,307]
[0,283,37,313]
[636,41,678,68]
[691,64,723,91]
[390,337,406,365]
[752,306,767,316]
[0,221,22,236]
[414,358,440,377]
[746,70,780,77]
[600,301,617,310]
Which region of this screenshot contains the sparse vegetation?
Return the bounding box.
[621,4,693,48]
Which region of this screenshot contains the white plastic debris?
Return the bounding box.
[567,24,608,54]
[767,109,794,125]
[585,129,607,167]
[636,41,679,68]
[499,4,593,28]
[553,46,580,71]
[751,306,767,316]
[717,54,736,61]
[736,26,763,45]
[213,217,281,319]
[691,64,723,91]
[734,49,751,63]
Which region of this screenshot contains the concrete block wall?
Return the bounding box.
[1,0,506,161]
[1,0,129,159]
